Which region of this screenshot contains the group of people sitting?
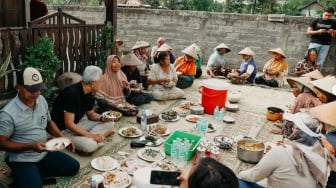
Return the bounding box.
[1,34,336,188]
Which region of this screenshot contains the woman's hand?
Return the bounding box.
[177,169,188,188]
[91,134,105,142]
[122,81,130,88]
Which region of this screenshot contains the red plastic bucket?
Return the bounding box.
[201,79,229,114]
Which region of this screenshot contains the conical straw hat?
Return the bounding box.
[214,43,231,53]
[238,47,256,56]
[121,53,143,66]
[268,48,286,58]
[309,101,336,127]
[131,40,150,50]
[311,76,336,96]
[182,44,199,59]
[157,43,172,52]
[302,70,324,80]
[286,76,319,96]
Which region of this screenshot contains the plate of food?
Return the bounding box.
[150,159,178,171]
[45,137,71,151]
[103,170,132,188]
[102,111,122,121]
[185,115,201,123]
[139,135,164,146]
[118,126,143,138]
[120,158,148,175]
[159,111,179,122]
[147,123,171,136]
[172,106,190,117]
[91,156,119,171]
[137,148,166,162]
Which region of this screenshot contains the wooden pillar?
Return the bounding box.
[105,0,117,54]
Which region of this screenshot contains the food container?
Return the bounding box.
[237,138,265,164]
[102,111,122,121]
[213,135,234,149]
[136,113,159,124]
[190,106,204,115]
[266,107,284,121]
[164,130,201,161]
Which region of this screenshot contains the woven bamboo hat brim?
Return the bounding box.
[311,76,336,96]
[215,43,231,53]
[181,44,199,59]
[309,101,336,127]
[286,76,319,96]
[268,48,286,58]
[302,70,324,80]
[121,53,143,66]
[238,47,256,56]
[157,43,172,52]
[131,40,150,50]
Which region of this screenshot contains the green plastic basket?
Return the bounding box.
[164,130,202,161]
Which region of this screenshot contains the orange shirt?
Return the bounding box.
[175,56,196,76]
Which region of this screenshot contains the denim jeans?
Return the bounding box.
[308,43,330,71]
[238,179,265,188]
[6,151,79,188]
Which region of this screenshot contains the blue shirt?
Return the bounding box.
[0,95,49,162]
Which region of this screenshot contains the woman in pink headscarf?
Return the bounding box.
[96,55,137,115]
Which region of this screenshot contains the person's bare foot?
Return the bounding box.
[104,129,115,137]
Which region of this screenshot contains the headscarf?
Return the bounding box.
[100,55,128,105]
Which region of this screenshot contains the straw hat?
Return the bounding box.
[131,40,150,50]
[286,76,319,96]
[309,101,336,127]
[238,47,256,56]
[310,76,336,96]
[302,70,324,80]
[157,43,172,52]
[121,53,143,66]
[181,44,199,59]
[189,43,201,55]
[215,43,231,53]
[115,39,123,46]
[268,48,286,58]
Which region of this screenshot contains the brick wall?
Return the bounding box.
[50,6,336,74]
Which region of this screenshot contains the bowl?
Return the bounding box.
[228,92,242,103]
[102,111,122,121]
[266,107,284,121]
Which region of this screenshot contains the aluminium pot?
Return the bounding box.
[266,107,284,121]
[237,138,265,164]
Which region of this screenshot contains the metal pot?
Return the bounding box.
[266,107,284,121]
[237,138,265,164]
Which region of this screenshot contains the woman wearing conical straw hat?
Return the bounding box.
[206,43,231,78]
[227,47,258,84]
[254,48,288,87]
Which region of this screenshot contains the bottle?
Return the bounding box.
[141,109,147,131]
[213,106,219,120]
[200,118,207,137]
[90,178,97,188]
[178,142,187,167]
[219,107,225,121]
[171,140,179,166]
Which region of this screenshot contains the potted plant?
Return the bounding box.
[20,36,61,101]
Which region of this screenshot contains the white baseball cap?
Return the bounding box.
[18,67,46,92]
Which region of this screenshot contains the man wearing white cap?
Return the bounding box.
[0,67,79,187]
[206,43,231,77]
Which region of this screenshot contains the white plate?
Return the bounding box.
[45,137,71,151]
[118,126,143,138]
[120,158,148,175]
[332,85,336,95]
[139,135,164,146]
[225,103,239,112]
[185,115,201,123]
[147,124,171,136]
[150,159,178,171]
[223,115,235,123]
[159,113,180,122]
[91,156,119,171]
[137,148,166,162]
[103,170,132,188]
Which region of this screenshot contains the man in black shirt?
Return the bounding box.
[307,7,336,72]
